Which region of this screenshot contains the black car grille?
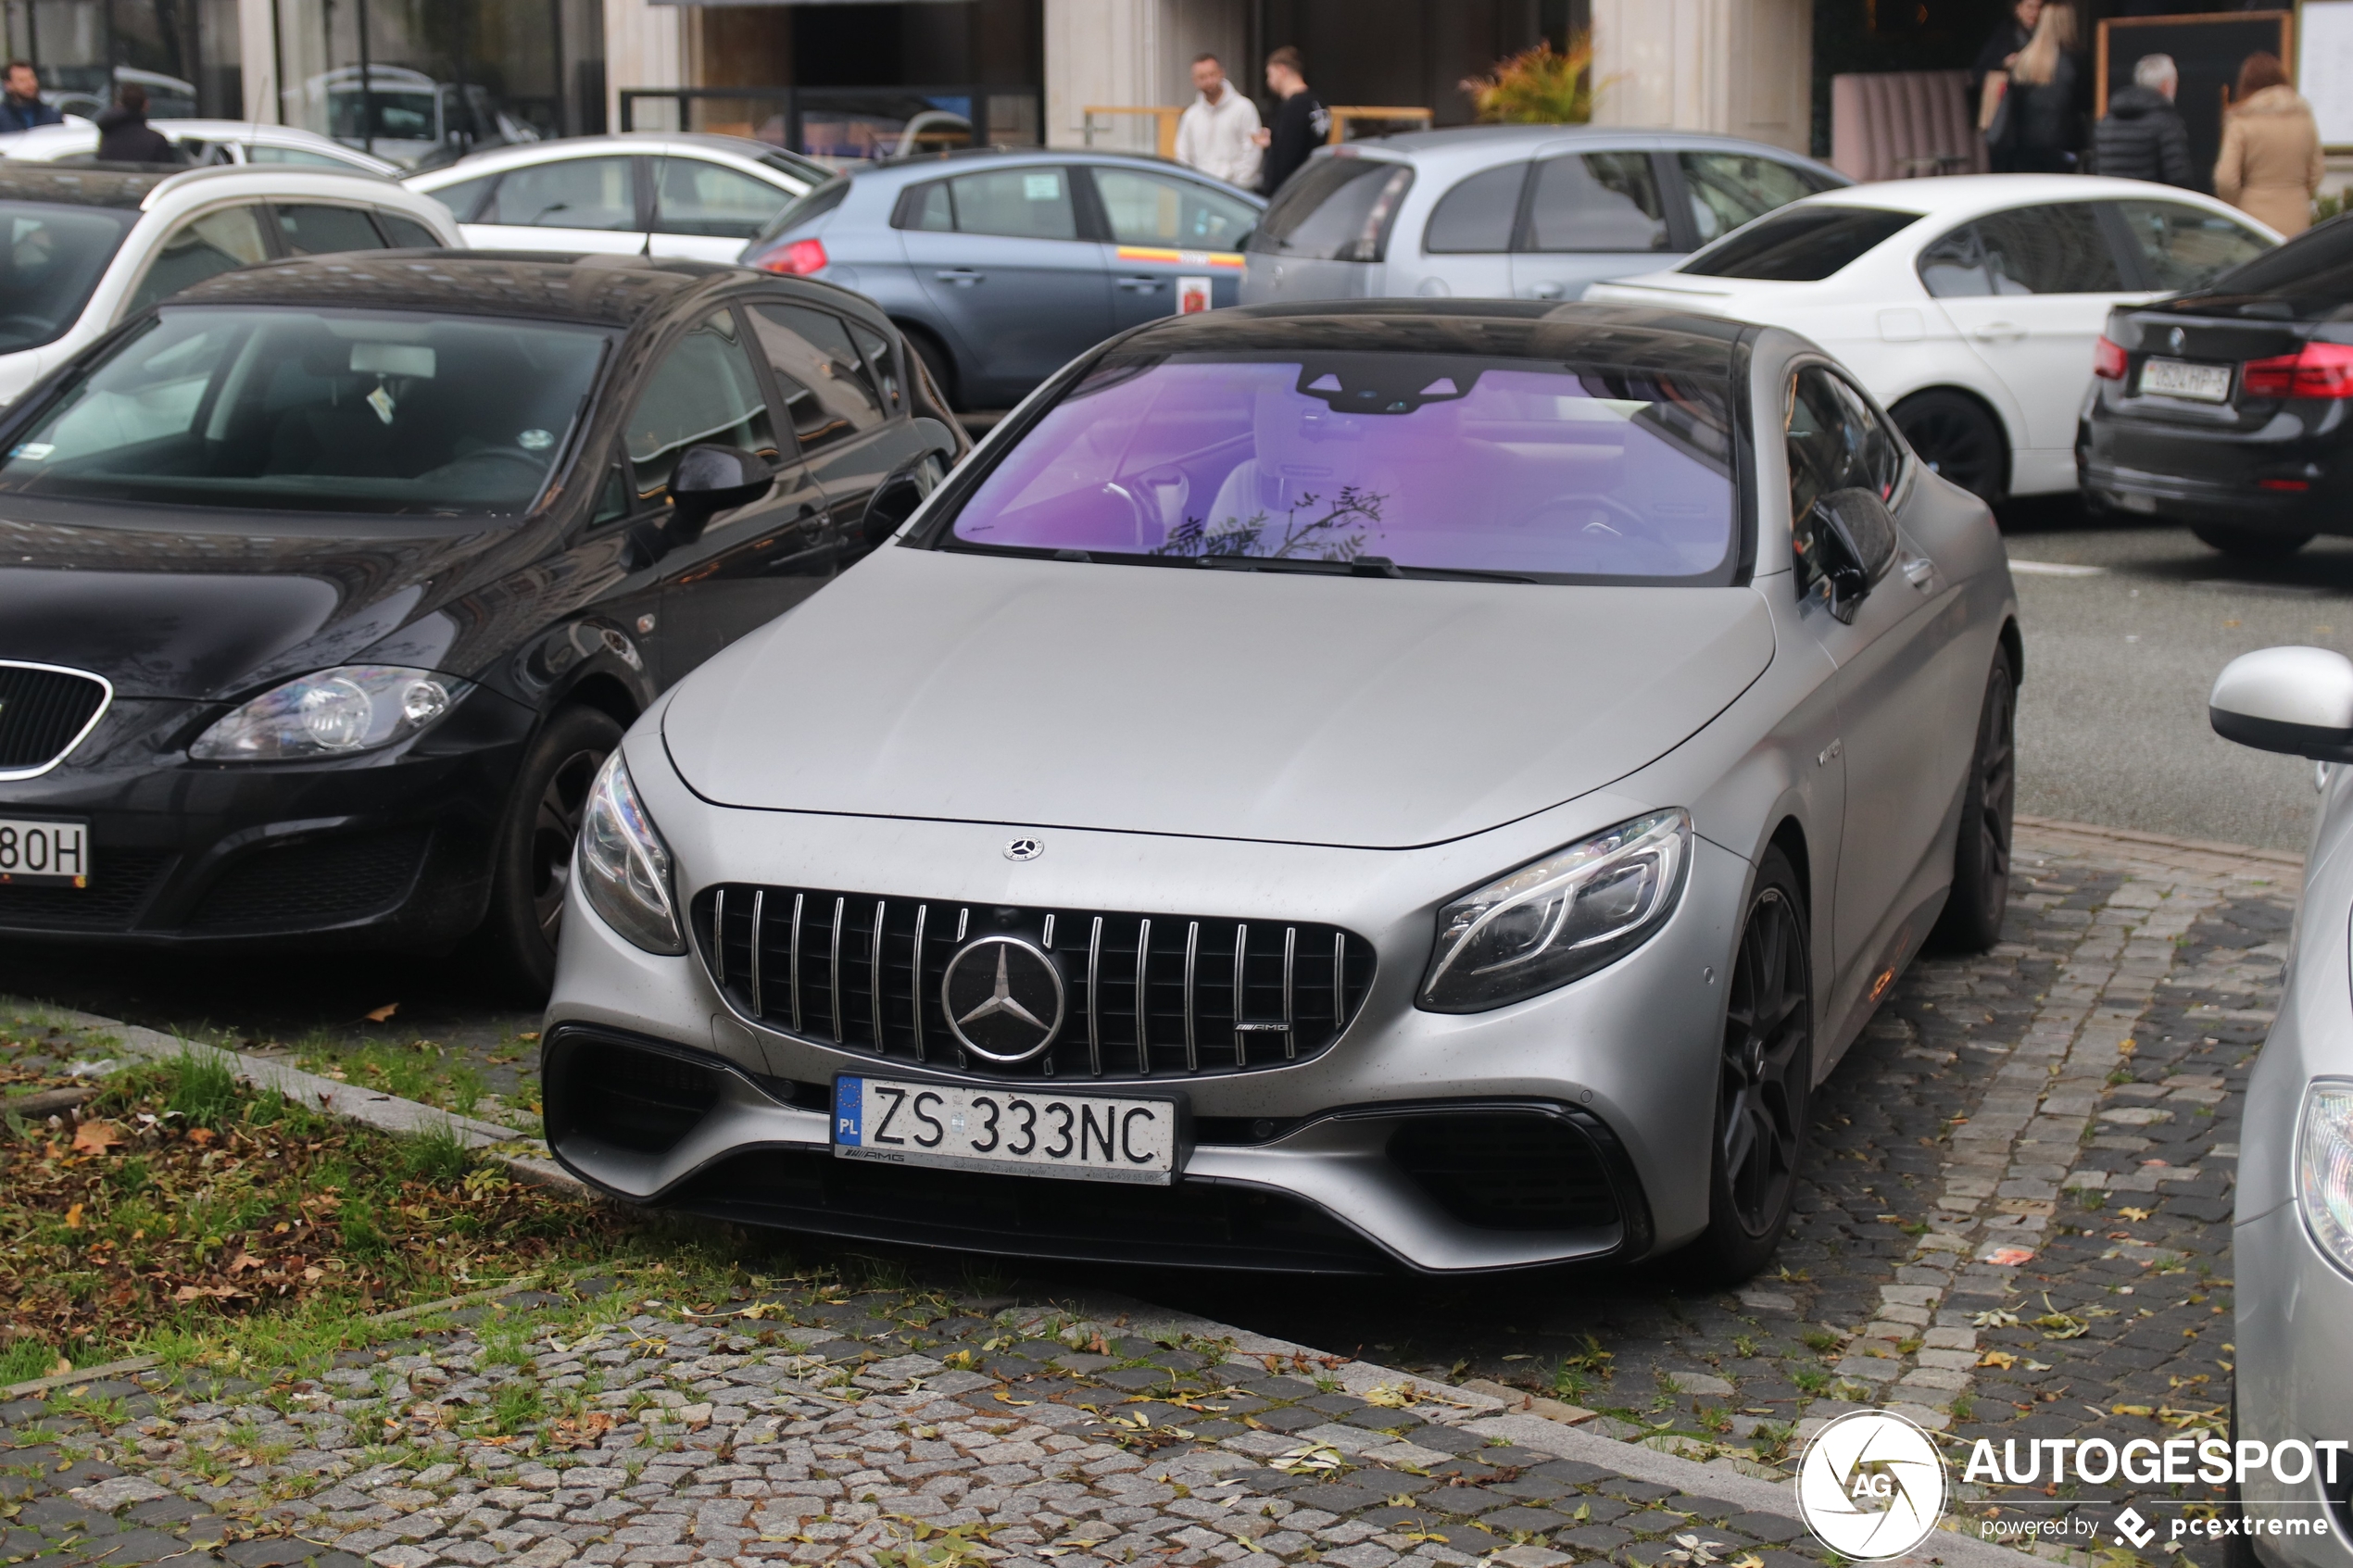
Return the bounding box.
[188,828,431,933]
[692,884,1375,1081]
[0,663,108,774]
[1389,1111,1620,1232]
[0,850,173,932]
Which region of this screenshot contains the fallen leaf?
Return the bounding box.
[2119,1207,2154,1222]
[71,1120,126,1155]
[1979,1349,2018,1369]
[366,1003,399,1022]
[185,1127,217,1147]
[228,1252,266,1274]
[302,1266,324,1281]
[64,1202,83,1229]
[1985,1246,2036,1267]
[2113,1403,2155,1417]
[517,1031,539,1042]
[47,1356,71,1377]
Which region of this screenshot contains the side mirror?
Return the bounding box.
[1812,487,1898,624]
[667,445,774,537]
[2210,646,2353,759]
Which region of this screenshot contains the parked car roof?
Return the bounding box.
[1339,122,1848,172]
[0,119,405,178]
[0,165,166,208]
[1769,171,2219,220]
[1152,296,1749,370]
[411,132,828,186]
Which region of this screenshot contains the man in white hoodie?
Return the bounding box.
[1174,54,1262,191]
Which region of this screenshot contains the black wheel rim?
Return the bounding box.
[529,746,608,945]
[1901,404,2001,500]
[1972,673,2017,897]
[1720,887,1809,1237]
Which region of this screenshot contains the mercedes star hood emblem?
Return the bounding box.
[940,935,1066,1061]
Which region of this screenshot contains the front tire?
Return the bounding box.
[2192,523,2311,560]
[481,706,623,997]
[1931,644,2017,952]
[1893,390,2007,505]
[1684,846,1813,1285]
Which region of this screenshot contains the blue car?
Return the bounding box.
[741,149,1265,409]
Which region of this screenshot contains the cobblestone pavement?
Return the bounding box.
[0,822,2295,1568]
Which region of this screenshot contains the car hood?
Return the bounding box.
[0,510,503,701]
[663,548,1778,850]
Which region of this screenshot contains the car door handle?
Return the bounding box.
[1116,275,1164,292]
[1970,322,2025,342]
[934,269,984,286]
[1903,556,1937,589]
[1528,282,1565,299]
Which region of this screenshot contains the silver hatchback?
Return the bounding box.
[1240,125,1846,307]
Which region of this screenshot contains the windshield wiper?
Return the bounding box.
[1197,552,1534,583]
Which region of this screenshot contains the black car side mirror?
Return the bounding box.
[1811,487,1899,624]
[668,445,775,537]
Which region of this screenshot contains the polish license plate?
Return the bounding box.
[0,817,89,887]
[833,1074,1181,1185]
[2139,358,2232,402]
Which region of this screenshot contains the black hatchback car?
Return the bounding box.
[2080,216,2353,559]
[0,251,964,986]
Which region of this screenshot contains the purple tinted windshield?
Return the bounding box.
[945,355,1737,581]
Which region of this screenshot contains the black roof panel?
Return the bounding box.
[1120,299,1748,374]
[164,251,737,326]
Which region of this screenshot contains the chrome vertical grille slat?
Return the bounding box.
[695,885,1370,1083]
[911,904,928,1062]
[749,891,765,1019]
[869,898,887,1053]
[1086,916,1103,1076]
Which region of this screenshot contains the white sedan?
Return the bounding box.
[406,132,829,265]
[0,162,462,407]
[0,119,404,178]
[1585,175,2277,502]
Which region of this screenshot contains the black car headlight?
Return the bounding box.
[576,750,685,956]
[2299,1078,2353,1277]
[1419,809,1691,1013]
[190,665,470,761]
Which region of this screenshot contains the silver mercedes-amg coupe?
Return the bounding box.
[540,299,2020,1281]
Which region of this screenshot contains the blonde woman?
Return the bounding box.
[2005,3,2082,173]
[2216,53,2323,236]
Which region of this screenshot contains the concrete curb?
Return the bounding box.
[28,1001,584,1193]
[2015,812,2304,867]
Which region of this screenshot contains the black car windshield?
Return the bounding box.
[0,307,610,515]
[1,203,137,353]
[940,351,1738,583]
[1680,205,1920,281]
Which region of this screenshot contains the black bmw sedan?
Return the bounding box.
[2079,216,2353,559]
[0,251,963,986]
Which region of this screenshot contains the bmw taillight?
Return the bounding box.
[2093,335,2128,380]
[2242,342,2353,399]
[755,237,829,277]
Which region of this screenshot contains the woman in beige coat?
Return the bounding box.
[2215,52,2324,236]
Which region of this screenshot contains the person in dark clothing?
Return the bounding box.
[1,60,64,132]
[94,82,180,164]
[2095,53,2195,187]
[1971,0,2040,99]
[1252,45,1328,196]
[2003,2,2082,174]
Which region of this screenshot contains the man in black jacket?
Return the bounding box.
[94,83,181,165]
[1252,46,1328,197]
[2095,54,2194,188]
[1,61,64,132]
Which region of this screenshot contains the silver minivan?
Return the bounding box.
[1240,125,1846,306]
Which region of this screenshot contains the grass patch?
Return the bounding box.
[290,1032,540,1127]
[0,1022,673,1371]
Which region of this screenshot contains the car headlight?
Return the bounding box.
[190,665,470,761]
[576,750,684,955]
[2298,1079,2353,1276]
[1419,809,1691,1013]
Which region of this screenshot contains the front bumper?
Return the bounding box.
[0,687,533,947]
[2233,1199,2353,1566]
[544,745,1754,1275]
